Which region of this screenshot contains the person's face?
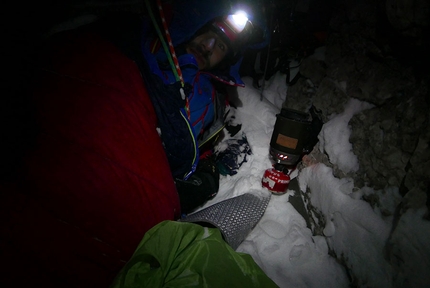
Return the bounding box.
[186,30,229,70]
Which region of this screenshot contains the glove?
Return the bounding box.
[215,133,252,176]
[175,157,220,214]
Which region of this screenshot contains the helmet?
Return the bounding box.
[211,11,257,60]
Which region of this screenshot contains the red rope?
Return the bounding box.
[156,0,191,119]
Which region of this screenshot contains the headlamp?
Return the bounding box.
[213,10,250,45]
[226,11,249,33]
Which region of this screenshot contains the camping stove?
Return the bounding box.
[262,108,312,194]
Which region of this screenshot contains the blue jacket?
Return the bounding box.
[141,0,245,180]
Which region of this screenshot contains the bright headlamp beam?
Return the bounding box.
[226,10,248,33]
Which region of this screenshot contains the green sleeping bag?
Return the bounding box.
[111,220,278,288]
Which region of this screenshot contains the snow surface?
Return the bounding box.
[25,9,430,288]
[199,67,430,287]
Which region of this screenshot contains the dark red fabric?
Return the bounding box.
[1,30,180,287]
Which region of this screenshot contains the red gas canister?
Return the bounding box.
[262,163,291,194]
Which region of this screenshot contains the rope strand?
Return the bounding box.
[156,0,185,85]
[144,0,191,119]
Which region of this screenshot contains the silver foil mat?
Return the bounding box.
[181,193,271,250]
